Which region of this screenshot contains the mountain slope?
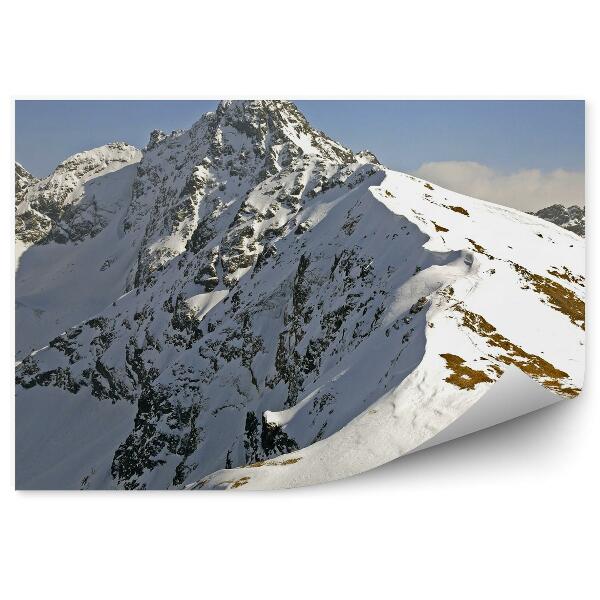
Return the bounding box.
[15,144,142,358]
[15,101,585,490]
[194,174,585,489]
[16,143,141,249]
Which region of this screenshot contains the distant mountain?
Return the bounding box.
[531,204,585,237]
[16,143,141,249]
[15,163,38,203]
[15,101,585,490]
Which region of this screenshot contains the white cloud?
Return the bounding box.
[412,161,584,213]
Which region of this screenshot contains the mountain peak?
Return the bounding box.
[216,99,298,116]
[54,142,139,174]
[207,99,355,163]
[15,102,585,490]
[15,142,141,247]
[15,162,38,206]
[531,203,585,237]
[15,161,34,178]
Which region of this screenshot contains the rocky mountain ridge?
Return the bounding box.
[15,101,585,490]
[16,143,141,247]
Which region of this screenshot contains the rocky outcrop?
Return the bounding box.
[532,204,585,237]
[15,101,584,491]
[15,143,141,246]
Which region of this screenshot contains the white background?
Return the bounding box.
[1,1,597,598]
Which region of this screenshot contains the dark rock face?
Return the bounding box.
[532,204,585,237]
[16,100,393,489]
[123,100,361,291]
[15,163,50,244]
[15,163,38,203]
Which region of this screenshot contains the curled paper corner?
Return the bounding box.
[191,367,572,491]
[412,365,566,454]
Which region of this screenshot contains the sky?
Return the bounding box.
[15,100,585,212]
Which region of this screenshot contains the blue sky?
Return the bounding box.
[15,100,584,178]
[14,100,584,211]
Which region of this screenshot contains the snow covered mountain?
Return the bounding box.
[15,143,142,357]
[531,204,585,237]
[15,100,585,490]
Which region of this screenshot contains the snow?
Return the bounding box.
[16,386,136,490]
[16,160,141,358]
[14,100,585,490]
[195,171,584,489]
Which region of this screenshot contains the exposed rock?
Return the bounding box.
[15,101,584,491]
[531,204,585,237]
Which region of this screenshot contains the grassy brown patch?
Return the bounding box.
[444,204,470,216]
[512,263,585,330]
[424,183,434,190]
[548,266,585,287]
[384,189,395,198]
[277,457,302,465]
[248,456,303,468]
[488,363,504,377]
[440,353,494,390]
[466,238,495,259]
[231,476,251,489]
[433,221,449,233]
[455,304,580,397]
